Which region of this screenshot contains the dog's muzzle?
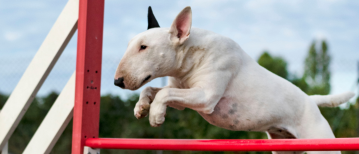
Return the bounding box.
[114,77,125,88]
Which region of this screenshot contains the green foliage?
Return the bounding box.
[0,91,357,154]
[257,40,332,95]
[257,51,288,79]
[0,92,59,153]
[0,92,8,109]
[320,104,358,137]
[256,51,310,93]
[0,92,269,154]
[304,40,331,95]
[255,40,358,154]
[290,75,310,93]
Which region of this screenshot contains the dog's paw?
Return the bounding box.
[149,103,167,127]
[149,113,165,127]
[134,98,151,119]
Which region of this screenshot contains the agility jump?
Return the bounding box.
[0,0,358,154]
[75,0,358,153]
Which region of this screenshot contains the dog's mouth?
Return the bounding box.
[130,75,152,91]
[141,75,152,85]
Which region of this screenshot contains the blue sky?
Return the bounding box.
[1,0,358,100]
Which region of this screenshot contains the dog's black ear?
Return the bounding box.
[148,6,160,29]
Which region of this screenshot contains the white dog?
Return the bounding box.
[114,6,354,154]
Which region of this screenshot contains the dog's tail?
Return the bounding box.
[309,92,355,107]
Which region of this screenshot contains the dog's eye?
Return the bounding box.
[140,45,147,50]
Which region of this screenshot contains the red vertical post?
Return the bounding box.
[72,0,105,154]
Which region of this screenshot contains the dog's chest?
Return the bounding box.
[174,78,192,89]
[198,97,268,131]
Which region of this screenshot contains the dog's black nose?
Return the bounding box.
[114,77,125,88]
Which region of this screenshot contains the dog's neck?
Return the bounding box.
[166,28,226,81]
[165,28,253,84]
[169,44,208,80]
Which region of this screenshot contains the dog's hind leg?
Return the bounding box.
[297,106,341,154]
[266,131,304,154]
[297,120,341,154]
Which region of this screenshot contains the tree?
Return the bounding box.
[304,40,331,95]
[290,75,310,94]
[257,40,331,95]
[257,51,289,79]
[255,45,358,154]
[257,51,311,93]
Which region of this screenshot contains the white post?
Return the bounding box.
[1,141,8,154]
[23,73,75,154]
[0,0,78,149]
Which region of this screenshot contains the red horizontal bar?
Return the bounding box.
[85,138,359,151]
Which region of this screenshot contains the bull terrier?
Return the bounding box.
[114,6,355,154]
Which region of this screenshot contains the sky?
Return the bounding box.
[0,0,358,101]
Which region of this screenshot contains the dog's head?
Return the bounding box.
[114,6,192,90]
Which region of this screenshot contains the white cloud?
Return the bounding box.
[312,30,329,40]
[3,31,23,41]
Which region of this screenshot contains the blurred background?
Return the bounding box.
[0,0,359,154]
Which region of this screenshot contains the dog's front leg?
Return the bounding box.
[134,87,162,119]
[148,72,231,127]
[150,81,231,127]
[149,87,223,127]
